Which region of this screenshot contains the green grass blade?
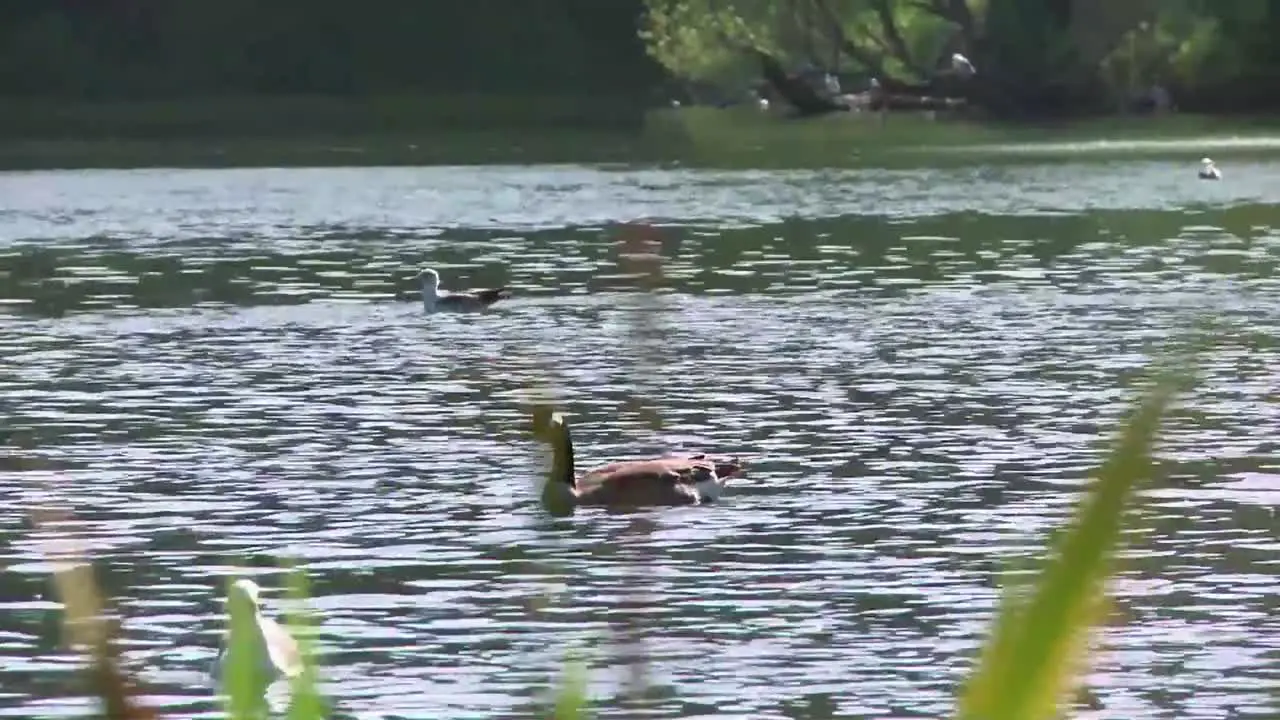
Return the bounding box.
[281,563,328,720]
[957,370,1183,720]
[548,653,590,720]
[222,575,268,720]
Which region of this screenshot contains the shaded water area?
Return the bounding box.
[1,162,1278,719]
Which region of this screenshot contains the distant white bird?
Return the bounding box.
[211,578,303,689]
[416,267,512,313]
[757,96,770,111]
[1199,157,1221,180]
[951,52,976,78]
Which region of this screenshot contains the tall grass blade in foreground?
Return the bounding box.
[547,652,590,720]
[215,563,327,720]
[31,509,160,720]
[956,368,1185,720]
[612,224,664,707]
[221,575,269,720]
[222,585,255,719]
[280,564,328,720]
[526,224,668,714]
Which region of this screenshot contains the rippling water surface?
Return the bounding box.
[1,161,1278,719]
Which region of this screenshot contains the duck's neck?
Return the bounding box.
[557,429,575,488]
[420,276,440,310]
[540,424,577,517]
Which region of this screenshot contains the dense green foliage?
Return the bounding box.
[641,0,1280,116]
[1,0,1278,133]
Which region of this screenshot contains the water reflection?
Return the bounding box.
[0,164,1276,719]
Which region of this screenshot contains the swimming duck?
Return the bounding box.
[211,578,302,689]
[530,407,744,516]
[417,267,512,312]
[1199,157,1221,180]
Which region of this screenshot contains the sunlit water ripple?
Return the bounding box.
[0,161,1277,719]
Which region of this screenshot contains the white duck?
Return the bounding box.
[1199,157,1221,180]
[210,578,302,689]
[416,267,512,312]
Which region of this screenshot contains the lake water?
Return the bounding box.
[0,162,1277,719]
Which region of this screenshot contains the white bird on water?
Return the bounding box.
[210,578,303,689]
[416,267,512,313]
[1199,157,1222,180]
[951,52,977,78]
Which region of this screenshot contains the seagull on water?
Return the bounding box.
[210,578,303,690]
[1199,157,1221,180]
[416,267,512,313]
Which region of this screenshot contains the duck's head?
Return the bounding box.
[416,267,440,292]
[527,407,573,456]
[530,407,573,464]
[530,406,569,442]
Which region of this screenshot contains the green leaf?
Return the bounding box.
[222,575,268,720]
[957,360,1191,720]
[549,653,591,720]
[281,563,329,720]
